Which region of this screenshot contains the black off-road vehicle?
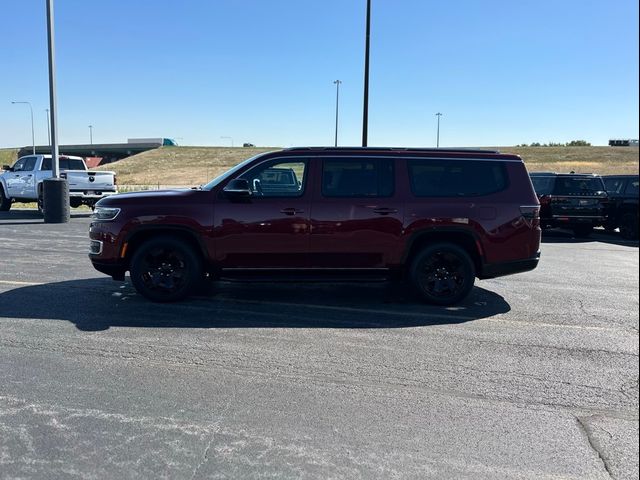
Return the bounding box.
[603,175,639,240]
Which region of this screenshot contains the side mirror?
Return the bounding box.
[223,178,252,198]
[2,165,11,171]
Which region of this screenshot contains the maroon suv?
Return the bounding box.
[89,147,541,305]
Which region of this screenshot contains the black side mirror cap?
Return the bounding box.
[223,178,252,198]
[2,165,11,171]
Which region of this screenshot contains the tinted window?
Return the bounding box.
[553,177,605,195]
[625,179,639,197]
[531,176,555,195]
[604,177,625,194]
[41,158,86,171]
[240,160,306,197]
[408,159,507,197]
[11,158,26,171]
[322,159,394,197]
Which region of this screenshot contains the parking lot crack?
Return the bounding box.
[576,416,614,479]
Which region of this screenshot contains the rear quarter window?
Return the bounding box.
[531,176,555,195]
[408,159,507,197]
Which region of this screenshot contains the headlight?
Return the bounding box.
[92,207,121,221]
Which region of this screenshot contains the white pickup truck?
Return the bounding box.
[0,154,117,212]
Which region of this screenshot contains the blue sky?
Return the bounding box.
[0,0,638,148]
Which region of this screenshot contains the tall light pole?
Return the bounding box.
[435,112,443,148]
[362,0,371,147]
[220,136,233,147]
[44,0,69,223]
[333,80,342,147]
[45,109,51,147]
[88,125,93,145]
[11,101,35,154]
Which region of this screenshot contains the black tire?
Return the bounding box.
[409,243,476,306]
[129,236,203,302]
[620,213,639,240]
[572,225,593,238]
[70,198,82,209]
[0,187,11,211]
[37,188,44,215]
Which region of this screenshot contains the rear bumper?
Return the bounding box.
[545,216,606,227]
[70,190,117,199]
[480,252,540,279]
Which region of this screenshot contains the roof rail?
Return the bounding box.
[282,146,501,154]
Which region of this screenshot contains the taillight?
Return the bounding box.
[520,205,540,227]
[538,195,552,206]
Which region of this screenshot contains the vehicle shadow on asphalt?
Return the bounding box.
[0,209,91,225]
[541,228,639,247]
[0,278,510,331]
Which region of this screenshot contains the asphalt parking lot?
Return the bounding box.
[0,209,638,479]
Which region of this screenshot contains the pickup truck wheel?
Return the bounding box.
[410,243,475,306]
[620,213,639,240]
[37,192,44,215]
[0,188,11,211]
[130,237,202,302]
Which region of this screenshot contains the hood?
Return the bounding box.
[96,188,198,206]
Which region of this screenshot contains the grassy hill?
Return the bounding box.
[3,145,637,186]
[99,145,639,186]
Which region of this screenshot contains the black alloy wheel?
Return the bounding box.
[130,237,202,302]
[410,243,475,306]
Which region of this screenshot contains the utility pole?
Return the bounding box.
[45,109,51,147]
[11,101,35,154]
[44,0,69,223]
[333,80,342,147]
[88,125,93,145]
[435,112,443,148]
[362,0,371,147]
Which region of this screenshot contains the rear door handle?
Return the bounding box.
[280,207,304,216]
[372,207,398,215]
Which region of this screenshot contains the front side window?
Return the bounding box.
[408,159,507,197]
[625,179,639,196]
[604,177,625,194]
[240,159,307,197]
[12,158,27,171]
[322,158,394,197]
[22,157,36,171]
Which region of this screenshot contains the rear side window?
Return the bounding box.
[553,177,605,195]
[41,158,85,171]
[408,159,507,197]
[322,158,394,197]
[531,176,555,195]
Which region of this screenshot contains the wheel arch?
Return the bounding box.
[402,228,484,274]
[123,225,209,269]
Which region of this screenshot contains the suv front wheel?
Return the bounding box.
[130,236,203,302]
[410,243,476,306]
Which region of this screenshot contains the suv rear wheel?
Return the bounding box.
[572,225,593,238]
[410,243,475,305]
[620,213,639,240]
[130,236,203,302]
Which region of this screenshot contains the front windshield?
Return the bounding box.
[201,152,272,191]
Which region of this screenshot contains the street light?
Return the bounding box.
[220,136,234,147]
[11,101,35,154]
[362,0,371,147]
[333,80,342,147]
[45,109,51,147]
[88,125,93,145]
[435,112,443,148]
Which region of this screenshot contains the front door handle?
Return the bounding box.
[372,207,398,215]
[280,207,304,216]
